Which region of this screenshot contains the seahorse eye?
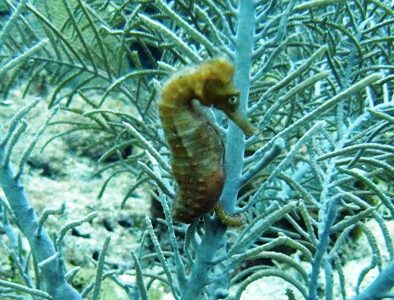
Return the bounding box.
[227,95,238,105]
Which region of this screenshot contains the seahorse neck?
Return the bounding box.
[161,91,199,110]
[160,74,202,109]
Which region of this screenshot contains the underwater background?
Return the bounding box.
[0,0,393,299]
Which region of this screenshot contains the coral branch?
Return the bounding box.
[353,263,394,300]
[0,105,82,299]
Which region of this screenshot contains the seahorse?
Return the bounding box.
[158,58,256,225]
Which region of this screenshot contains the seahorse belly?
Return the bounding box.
[159,102,225,223]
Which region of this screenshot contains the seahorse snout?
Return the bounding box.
[225,110,258,137]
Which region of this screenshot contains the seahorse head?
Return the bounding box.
[197,58,257,136]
